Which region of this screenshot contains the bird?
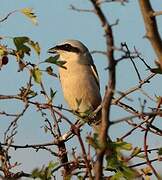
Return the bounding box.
[48,39,102,126]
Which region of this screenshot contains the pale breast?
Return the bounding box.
[59,63,101,114]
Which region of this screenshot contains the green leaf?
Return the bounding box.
[31,161,59,180]
[13,37,29,49]
[48,161,59,170]
[77,176,84,180]
[131,147,141,157]
[32,168,41,178]
[106,155,137,179]
[121,165,137,179]
[0,49,5,57]
[131,147,145,159]
[50,88,57,100]
[13,37,30,58]
[141,167,152,176]
[20,8,38,25]
[158,147,162,155]
[32,67,42,84]
[106,154,121,171]
[110,172,125,180]
[13,36,40,58]
[45,56,67,69]
[0,45,7,56]
[27,40,40,56]
[136,153,145,159]
[115,140,132,151]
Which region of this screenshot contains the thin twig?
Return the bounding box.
[153,11,162,16]
[70,5,95,13]
[121,42,142,81]
[71,125,93,179]
[129,158,158,168]
[114,73,156,104]
[0,10,17,23]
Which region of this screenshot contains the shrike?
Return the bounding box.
[48,40,101,125]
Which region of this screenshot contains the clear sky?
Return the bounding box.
[1,0,162,178]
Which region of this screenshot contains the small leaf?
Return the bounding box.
[115,140,132,151]
[13,36,29,49]
[106,155,137,179]
[158,148,162,155]
[0,45,8,56]
[32,67,42,84]
[110,172,124,180]
[27,40,40,56]
[13,36,31,58]
[50,88,57,100]
[45,56,67,69]
[48,161,59,170]
[136,153,145,159]
[131,147,145,159]
[32,168,41,178]
[77,176,84,180]
[20,8,38,25]
[28,90,37,98]
[121,165,138,178]
[44,126,48,133]
[141,166,152,176]
[31,161,59,179]
[13,36,41,58]
[45,56,60,63]
[0,49,5,57]
[131,147,141,157]
[46,66,58,77]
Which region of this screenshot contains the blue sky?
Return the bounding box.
[1,0,162,178]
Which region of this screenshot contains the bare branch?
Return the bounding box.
[89,0,116,179]
[138,0,162,68]
[71,125,93,179]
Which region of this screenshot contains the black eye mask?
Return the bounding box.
[54,43,81,53]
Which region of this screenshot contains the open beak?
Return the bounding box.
[48,46,57,54]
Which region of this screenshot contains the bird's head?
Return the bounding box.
[48,40,91,64]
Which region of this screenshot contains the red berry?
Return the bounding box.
[2,56,8,65]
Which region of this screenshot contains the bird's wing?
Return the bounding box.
[90,63,100,90]
[87,53,100,89]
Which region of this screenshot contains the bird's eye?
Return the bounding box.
[59,43,80,53]
[64,44,71,49]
